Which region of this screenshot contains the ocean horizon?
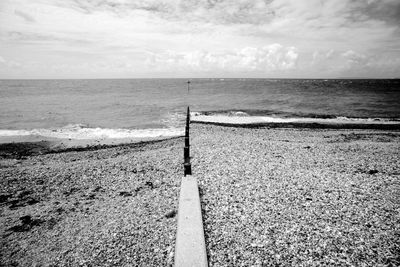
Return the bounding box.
[1,78,399,141]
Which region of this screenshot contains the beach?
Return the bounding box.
[191,124,399,266]
[0,138,182,266]
[2,0,400,265]
[1,124,399,266]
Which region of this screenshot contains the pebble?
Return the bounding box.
[191,124,400,266]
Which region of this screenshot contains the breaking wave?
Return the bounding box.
[191,110,400,126]
[0,124,184,140]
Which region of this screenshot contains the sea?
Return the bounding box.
[0,79,399,140]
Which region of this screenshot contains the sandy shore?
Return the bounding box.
[1,124,399,266]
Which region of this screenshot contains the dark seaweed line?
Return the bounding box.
[191,121,400,130]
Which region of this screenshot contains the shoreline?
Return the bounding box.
[1,117,399,159]
[191,114,400,130]
[0,135,183,159]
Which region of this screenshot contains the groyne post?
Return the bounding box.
[184,106,192,176]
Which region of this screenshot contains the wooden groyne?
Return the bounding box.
[175,106,208,267]
[184,106,192,176]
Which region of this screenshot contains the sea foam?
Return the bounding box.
[0,124,184,140]
[191,113,400,125]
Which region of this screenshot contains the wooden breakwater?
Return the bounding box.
[184,106,192,176]
[175,106,208,267]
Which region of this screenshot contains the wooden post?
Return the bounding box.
[184,146,190,160]
[185,136,190,147]
[184,106,192,176]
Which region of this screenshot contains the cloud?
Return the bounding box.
[351,0,400,26]
[342,50,368,66]
[14,10,35,23]
[61,0,400,29]
[308,48,400,77]
[311,49,368,68]
[0,56,22,68]
[59,0,275,25]
[4,31,94,47]
[177,0,276,25]
[0,0,399,78]
[146,44,298,72]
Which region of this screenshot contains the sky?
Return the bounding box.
[0,0,399,79]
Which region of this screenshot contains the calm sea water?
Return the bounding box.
[0,79,399,139]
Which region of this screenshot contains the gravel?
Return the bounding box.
[1,125,399,266]
[191,124,400,266]
[0,138,182,266]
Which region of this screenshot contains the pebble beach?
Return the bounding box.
[191,124,400,266]
[0,138,182,266]
[1,124,399,266]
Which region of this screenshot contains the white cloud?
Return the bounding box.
[306,48,400,78]
[14,9,35,23]
[0,56,22,68]
[0,0,399,78]
[146,44,298,73]
[342,50,367,62]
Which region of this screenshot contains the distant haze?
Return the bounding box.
[0,0,399,79]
